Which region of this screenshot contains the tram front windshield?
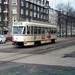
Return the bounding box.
[13,26,24,34]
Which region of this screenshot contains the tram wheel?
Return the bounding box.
[34,41,41,46]
[51,39,55,43]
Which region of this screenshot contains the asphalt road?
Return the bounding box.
[0,37,75,66]
[0,37,75,75]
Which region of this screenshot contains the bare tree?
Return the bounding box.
[56,2,75,37]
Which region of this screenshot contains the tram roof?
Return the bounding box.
[13,21,57,28]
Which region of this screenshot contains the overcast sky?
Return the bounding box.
[49,0,75,9]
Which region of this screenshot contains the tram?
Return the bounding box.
[12,21,57,46]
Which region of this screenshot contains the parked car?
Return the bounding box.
[4,35,12,41]
[0,35,6,43]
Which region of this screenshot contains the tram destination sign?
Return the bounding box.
[14,22,23,26]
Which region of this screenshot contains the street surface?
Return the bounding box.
[0,37,75,71]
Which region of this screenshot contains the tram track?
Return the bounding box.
[0,38,75,70]
[0,39,75,55]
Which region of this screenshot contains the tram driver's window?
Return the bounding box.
[27,26,30,34]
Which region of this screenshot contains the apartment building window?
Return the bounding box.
[47,3,49,7]
[41,14,43,19]
[0,6,1,12]
[34,0,36,3]
[41,1,43,5]
[21,9,24,14]
[30,4,33,9]
[30,11,32,16]
[21,0,24,6]
[0,16,1,21]
[0,0,2,3]
[37,13,39,18]
[12,0,17,5]
[34,5,36,11]
[44,9,46,13]
[26,10,28,15]
[4,0,8,4]
[4,8,8,12]
[3,16,8,21]
[34,12,36,17]
[37,6,39,11]
[37,0,40,5]
[26,2,28,7]
[45,15,48,20]
[41,8,43,12]
[12,16,17,22]
[12,8,17,14]
[44,15,45,20]
[46,9,48,14]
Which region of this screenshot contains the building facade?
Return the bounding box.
[0,0,9,34]
[57,11,75,37]
[49,7,57,25]
[0,0,49,34]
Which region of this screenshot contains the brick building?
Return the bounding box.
[0,0,49,34]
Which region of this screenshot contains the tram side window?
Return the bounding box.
[54,28,56,34]
[46,27,48,33]
[45,27,48,34]
[51,28,53,34]
[27,26,30,34]
[31,26,33,34]
[38,27,41,34]
[34,26,37,34]
[49,28,51,34]
[23,27,25,34]
[42,27,45,34]
[55,28,57,34]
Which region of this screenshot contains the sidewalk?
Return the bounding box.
[56,37,75,41]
